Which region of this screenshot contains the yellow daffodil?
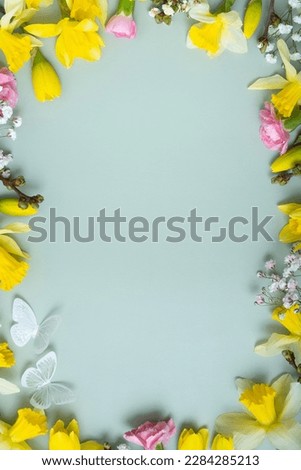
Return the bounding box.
[0,408,47,450]
[67,0,108,25]
[255,305,301,359]
[49,419,104,450]
[250,39,301,118]
[278,203,301,244]
[0,1,41,72]
[187,0,247,57]
[216,374,301,449]
[25,17,104,68]
[31,49,62,102]
[178,427,234,450]
[0,223,30,291]
[0,343,15,368]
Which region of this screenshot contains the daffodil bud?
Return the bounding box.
[243,0,262,39]
[31,50,62,102]
[271,145,301,173]
[0,199,38,216]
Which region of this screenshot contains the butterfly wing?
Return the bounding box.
[30,386,52,410]
[34,315,61,354]
[11,298,38,347]
[49,383,75,406]
[0,378,20,395]
[21,351,57,389]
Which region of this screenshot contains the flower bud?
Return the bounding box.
[244,0,262,39]
[32,50,62,102]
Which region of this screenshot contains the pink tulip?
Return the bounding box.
[259,102,290,154]
[106,14,137,39]
[123,419,176,450]
[0,68,18,108]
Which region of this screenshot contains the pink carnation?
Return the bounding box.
[259,102,289,154]
[123,419,176,450]
[106,14,137,39]
[0,68,18,109]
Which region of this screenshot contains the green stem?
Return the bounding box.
[155,443,164,450]
[116,0,135,16]
[214,0,236,15]
[59,0,71,18]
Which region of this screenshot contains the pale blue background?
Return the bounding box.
[0,0,297,450]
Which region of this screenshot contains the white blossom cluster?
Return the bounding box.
[0,99,22,141]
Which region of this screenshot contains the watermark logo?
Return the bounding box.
[28,207,274,244]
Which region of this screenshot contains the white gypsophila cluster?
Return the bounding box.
[290,51,301,60]
[0,101,22,141]
[289,0,301,9]
[265,53,277,64]
[293,14,301,24]
[279,23,293,34]
[0,150,12,171]
[256,251,301,311]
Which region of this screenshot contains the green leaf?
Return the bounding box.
[284,107,301,132]
[214,0,236,14]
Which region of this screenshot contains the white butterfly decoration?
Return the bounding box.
[21,351,75,409]
[11,298,60,354]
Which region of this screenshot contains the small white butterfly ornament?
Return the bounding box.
[11,298,60,354]
[21,351,75,409]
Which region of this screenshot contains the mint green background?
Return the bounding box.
[0,0,297,450]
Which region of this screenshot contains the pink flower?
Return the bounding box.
[0,68,18,109]
[123,419,176,449]
[106,14,137,39]
[259,102,289,154]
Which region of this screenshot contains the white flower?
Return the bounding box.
[0,105,13,125]
[292,33,301,42]
[255,295,265,305]
[278,23,293,34]
[278,278,287,290]
[149,8,160,17]
[266,42,275,53]
[283,292,298,308]
[6,129,16,141]
[289,0,301,8]
[265,53,277,64]
[216,374,301,450]
[265,259,276,270]
[288,278,298,290]
[12,116,22,128]
[117,443,130,450]
[162,4,174,16]
[290,52,301,61]
[293,15,301,24]
[0,151,12,170]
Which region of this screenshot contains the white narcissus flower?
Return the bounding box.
[215,374,301,449]
[187,0,247,57]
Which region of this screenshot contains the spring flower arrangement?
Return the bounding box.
[3,0,301,451]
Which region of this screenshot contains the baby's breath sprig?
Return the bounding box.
[282,350,301,382]
[258,0,301,65]
[149,0,200,25]
[0,168,44,210]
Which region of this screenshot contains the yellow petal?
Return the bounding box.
[279,220,301,243]
[49,431,81,450]
[188,18,223,55]
[272,305,301,336]
[249,75,288,90]
[25,22,62,37]
[278,203,301,215]
[81,440,104,450]
[0,246,29,291]
[272,81,301,118]
[178,428,209,450]
[239,384,277,426]
[277,39,297,83]
[0,30,33,73]
[243,0,262,39]
[0,343,15,368]
[0,235,29,259]
[211,434,234,450]
[9,409,47,443]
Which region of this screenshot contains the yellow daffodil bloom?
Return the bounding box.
[67,0,108,25]
[25,18,104,68]
[0,223,30,291]
[250,39,301,118]
[0,408,47,450]
[216,374,301,449]
[0,1,41,72]
[26,0,53,8]
[178,427,234,450]
[255,305,301,358]
[278,203,301,244]
[0,343,15,368]
[187,0,247,57]
[31,50,62,102]
[49,419,104,450]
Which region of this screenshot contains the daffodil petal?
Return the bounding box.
[25,23,62,37]
[271,374,294,419]
[0,235,29,259]
[279,382,301,421]
[233,429,266,450]
[277,39,297,82]
[268,420,301,450]
[0,378,20,395]
[255,333,299,356]
[0,223,30,234]
[189,2,215,23]
[9,8,37,32]
[278,203,301,215]
[279,222,301,243]
[235,378,255,395]
[249,75,288,90]
[81,441,104,450]
[221,26,247,54]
